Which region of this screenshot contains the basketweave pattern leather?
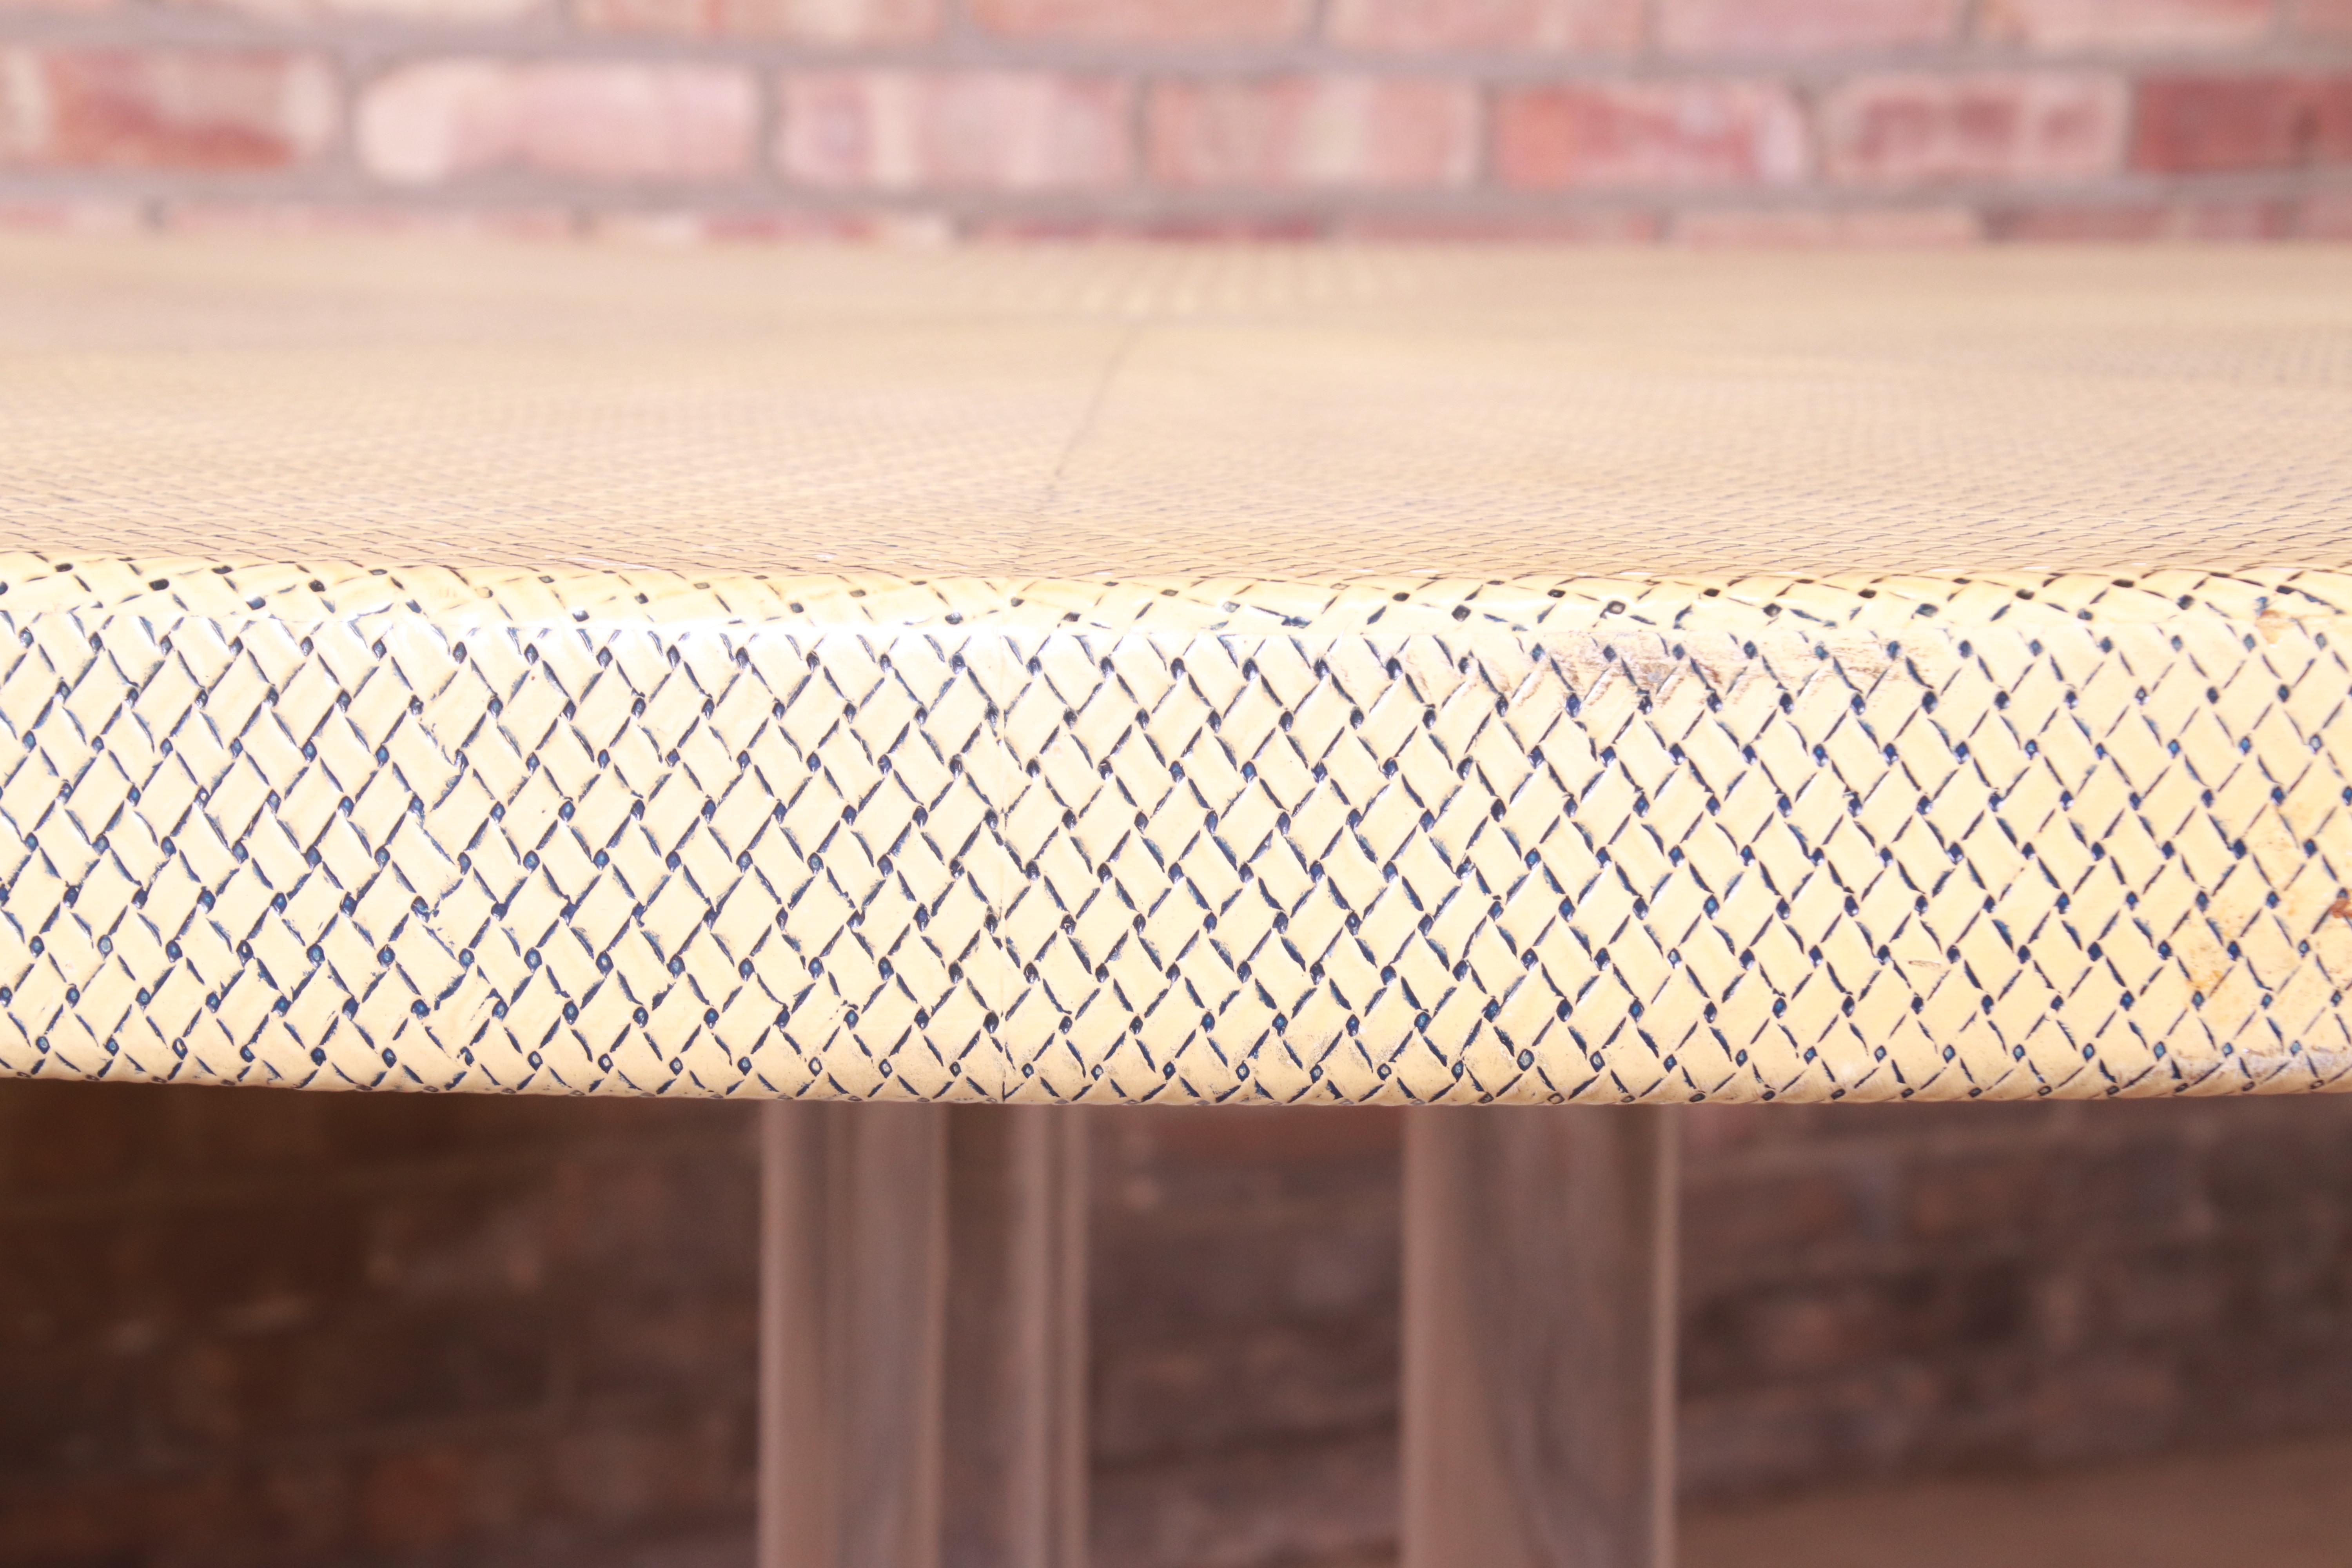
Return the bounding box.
[4,241,2352,1104]
[5,559,2352,1105]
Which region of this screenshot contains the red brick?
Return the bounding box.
[1147,78,1478,189]
[590,208,955,243]
[1659,0,1961,54]
[0,201,143,232]
[967,212,1334,239]
[1979,0,2276,47]
[358,62,756,186]
[2298,0,2352,34]
[2188,198,2300,236]
[968,0,1310,42]
[1820,72,2127,184]
[1988,201,2176,238]
[2307,190,2352,234]
[2131,74,2352,173]
[178,0,543,22]
[777,71,1131,189]
[1324,0,1642,51]
[165,201,573,238]
[575,0,935,38]
[1673,204,1982,244]
[358,1448,477,1552]
[0,50,335,170]
[1989,198,2297,238]
[706,208,953,242]
[1338,209,1665,240]
[1493,81,1809,189]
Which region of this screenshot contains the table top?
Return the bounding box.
[2,238,2349,1105]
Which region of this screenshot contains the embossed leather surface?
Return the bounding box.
[4,238,2350,1103]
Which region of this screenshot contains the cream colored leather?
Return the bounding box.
[2,238,2349,1103]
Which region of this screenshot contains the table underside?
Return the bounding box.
[3,240,2350,1104]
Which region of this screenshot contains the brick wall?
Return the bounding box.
[0,0,2348,238]
[1092,1108,1401,1568]
[15,1081,2352,1568]
[0,1080,759,1568]
[1681,1095,2352,1502]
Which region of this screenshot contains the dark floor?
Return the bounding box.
[1682,1432,2352,1568]
[1252,1431,2352,1568]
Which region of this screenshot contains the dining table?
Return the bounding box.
[3,235,2348,1568]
